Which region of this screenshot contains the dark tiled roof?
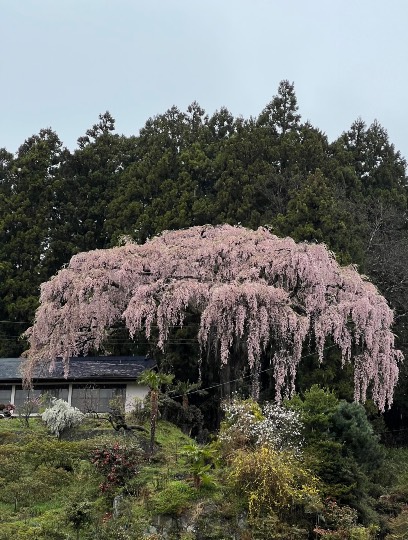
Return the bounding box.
[0,356,156,382]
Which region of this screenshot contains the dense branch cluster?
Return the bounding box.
[25,225,402,409]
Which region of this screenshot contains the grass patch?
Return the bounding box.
[0,417,47,436]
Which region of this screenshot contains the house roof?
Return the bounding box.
[0,356,156,383]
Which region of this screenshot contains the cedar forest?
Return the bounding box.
[2,80,408,538]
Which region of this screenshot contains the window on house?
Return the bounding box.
[14,388,42,412]
[14,385,69,412]
[71,384,125,412]
[34,384,68,403]
[98,386,125,412]
[0,386,12,405]
[71,386,97,413]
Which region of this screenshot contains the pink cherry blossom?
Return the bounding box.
[24,225,402,409]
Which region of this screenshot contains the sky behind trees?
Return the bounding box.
[1,0,408,159]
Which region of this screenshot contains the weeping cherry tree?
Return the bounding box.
[24,225,402,410]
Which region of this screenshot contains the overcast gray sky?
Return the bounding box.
[1,0,407,159]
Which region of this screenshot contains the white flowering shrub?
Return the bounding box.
[219,398,262,450]
[254,402,304,452]
[219,397,303,454]
[42,398,85,438]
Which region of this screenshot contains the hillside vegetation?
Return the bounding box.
[1,389,408,539]
[2,80,408,537]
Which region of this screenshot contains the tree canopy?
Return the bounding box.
[24,225,401,410]
[1,79,408,425]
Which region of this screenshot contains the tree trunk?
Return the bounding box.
[251,360,261,401]
[150,390,158,455]
[182,394,189,410]
[221,362,231,399]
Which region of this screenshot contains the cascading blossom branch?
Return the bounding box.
[24,224,402,410]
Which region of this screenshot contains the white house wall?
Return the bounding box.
[2,382,149,414]
[125,383,149,412]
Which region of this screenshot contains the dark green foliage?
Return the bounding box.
[273,169,357,264]
[288,387,386,524]
[258,80,301,136]
[331,401,384,472]
[289,385,339,440]
[1,79,408,447]
[66,499,93,539]
[296,345,355,402]
[59,113,136,253]
[0,130,66,354]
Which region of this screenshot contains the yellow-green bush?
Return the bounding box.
[229,446,319,518]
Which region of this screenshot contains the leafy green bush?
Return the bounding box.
[249,512,309,540]
[34,509,68,539]
[182,443,216,488]
[23,434,90,468]
[65,499,93,538]
[0,523,44,540]
[288,386,386,524]
[148,480,195,516]
[93,501,150,540]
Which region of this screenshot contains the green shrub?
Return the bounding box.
[0,523,43,540]
[66,499,93,538]
[229,446,319,519]
[23,435,90,468]
[93,501,149,540]
[148,480,195,516]
[249,512,309,539]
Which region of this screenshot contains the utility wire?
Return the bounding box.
[168,344,339,401]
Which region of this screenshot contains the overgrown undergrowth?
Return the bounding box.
[1,398,408,539]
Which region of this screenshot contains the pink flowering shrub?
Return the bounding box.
[1,403,15,417]
[18,395,42,427]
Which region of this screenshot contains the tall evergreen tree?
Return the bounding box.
[0,130,66,354]
[258,80,301,136]
[272,169,357,264]
[59,112,134,252]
